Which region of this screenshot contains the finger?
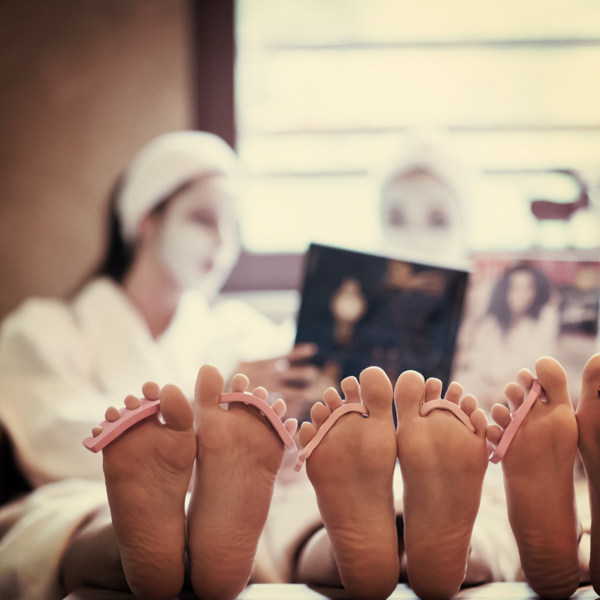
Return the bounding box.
[281,365,320,383]
[287,343,318,361]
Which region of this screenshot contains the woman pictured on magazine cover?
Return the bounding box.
[462,264,559,414]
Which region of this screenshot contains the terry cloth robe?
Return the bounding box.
[0,277,311,600]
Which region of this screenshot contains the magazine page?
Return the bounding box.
[452,251,600,415]
[296,243,469,394]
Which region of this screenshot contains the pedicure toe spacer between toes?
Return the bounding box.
[294,402,369,472]
[221,392,297,453]
[488,378,545,464]
[83,399,161,452]
[419,400,476,432]
[83,392,297,454]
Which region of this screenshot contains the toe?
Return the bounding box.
[272,398,286,418]
[492,403,511,429]
[160,384,194,432]
[444,382,463,405]
[323,387,343,412]
[299,421,317,448]
[195,364,225,409]
[505,382,525,411]
[535,356,570,406]
[487,424,503,447]
[105,406,121,422]
[284,418,298,436]
[124,394,141,410]
[470,408,488,435]
[424,378,442,402]
[92,426,103,437]
[142,381,160,401]
[341,376,361,404]
[394,370,425,419]
[359,367,394,418]
[311,402,330,429]
[516,368,535,392]
[231,373,249,393]
[253,387,268,401]
[579,353,600,410]
[459,394,477,416]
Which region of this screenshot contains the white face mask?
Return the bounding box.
[156,176,240,299]
[381,171,467,261]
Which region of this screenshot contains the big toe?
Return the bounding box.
[580,353,600,407]
[160,384,194,432]
[359,367,393,418]
[394,370,425,419]
[194,364,225,409]
[535,356,570,406]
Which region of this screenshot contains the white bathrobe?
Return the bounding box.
[0,277,306,599]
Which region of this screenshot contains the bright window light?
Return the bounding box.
[236,0,600,254]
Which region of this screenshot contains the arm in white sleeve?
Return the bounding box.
[0,299,120,486]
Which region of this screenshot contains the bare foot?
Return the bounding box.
[396,372,488,600]
[298,367,399,600]
[188,365,297,600]
[102,381,197,600]
[577,353,600,593]
[487,356,579,598]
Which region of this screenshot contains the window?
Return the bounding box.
[236,0,600,254]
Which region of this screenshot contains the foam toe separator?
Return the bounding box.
[294,403,369,472]
[488,379,543,464]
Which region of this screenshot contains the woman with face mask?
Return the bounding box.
[0,131,318,598]
[379,142,470,266]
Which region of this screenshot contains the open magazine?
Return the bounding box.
[452,252,600,414]
[295,243,469,392]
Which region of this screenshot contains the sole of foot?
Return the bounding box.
[102,382,197,600]
[396,372,489,600]
[577,353,600,594]
[188,365,297,600]
[298,367,399,600]
[487,356,579,598]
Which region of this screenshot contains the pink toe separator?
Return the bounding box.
[82,392,297,454]
[222,392,297,453]
[419,399,476,433]
[489,379,545,464]
[294,403,369,472]
[82,399,160,453]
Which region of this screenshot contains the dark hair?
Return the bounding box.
[487,264,551,333]
[95,177,194,283]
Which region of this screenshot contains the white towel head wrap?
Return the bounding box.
[117,131,239,243]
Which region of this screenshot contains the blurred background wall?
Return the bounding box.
[0,0,193,320]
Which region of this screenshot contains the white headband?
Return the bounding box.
[117,131,239,243]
